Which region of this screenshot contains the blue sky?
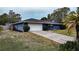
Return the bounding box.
[0,7,76,20]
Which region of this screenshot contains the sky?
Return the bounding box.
[0,7,76,20]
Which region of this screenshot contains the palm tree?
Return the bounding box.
[65,7,79,39]
[76,7,79,40]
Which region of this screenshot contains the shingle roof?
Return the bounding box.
[12,19,62,25]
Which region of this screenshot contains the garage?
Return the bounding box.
[28,23,42,31]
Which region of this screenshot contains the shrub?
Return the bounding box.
[60,25,66,29]
[43,24,49,31]
[59,41,79,51]
[23,24,30,32]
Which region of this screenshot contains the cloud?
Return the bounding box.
[0,7,76,20]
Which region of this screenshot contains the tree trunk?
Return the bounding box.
[76,23,79,40]
[76,16,79,40]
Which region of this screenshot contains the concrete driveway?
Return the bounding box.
[32,31,75,44]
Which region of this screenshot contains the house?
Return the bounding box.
[10,18,66,32]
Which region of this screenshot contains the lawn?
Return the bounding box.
[0,30,59,51]
[51,28,76,37]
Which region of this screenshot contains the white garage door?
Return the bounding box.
[28,24,42,31]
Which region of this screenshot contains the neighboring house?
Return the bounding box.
[10,18,65,32]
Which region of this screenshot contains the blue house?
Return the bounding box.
[43,20,65,30]
[11,19,66,32]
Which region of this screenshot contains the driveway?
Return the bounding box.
[32,31,75,44]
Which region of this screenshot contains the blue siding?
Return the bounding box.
[49,25,60,30]
[14,23,24,31]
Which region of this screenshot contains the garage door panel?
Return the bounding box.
[28,24,42,31]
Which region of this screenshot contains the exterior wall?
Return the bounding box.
[43,24,65,30]
[48,24,60,30]
[12,23,64,32]
[14,23,24,31]
[28,24,42,31]
[13,23,42,32]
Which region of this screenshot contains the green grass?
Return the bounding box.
[0,30,59,51]
[51,28,76,37]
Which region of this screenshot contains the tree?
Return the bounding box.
[69,11,76,15]
[76,7,79,14]
[63,7,79,40]
[49,7,70,22]
[64,11,76,22]
[9,13,21,23]
[0,13,9,25]
[47,14,51,20]
[0,10,22,25]
[41,17,47,21]
[76,7,79,40]
[61,7,70,18]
